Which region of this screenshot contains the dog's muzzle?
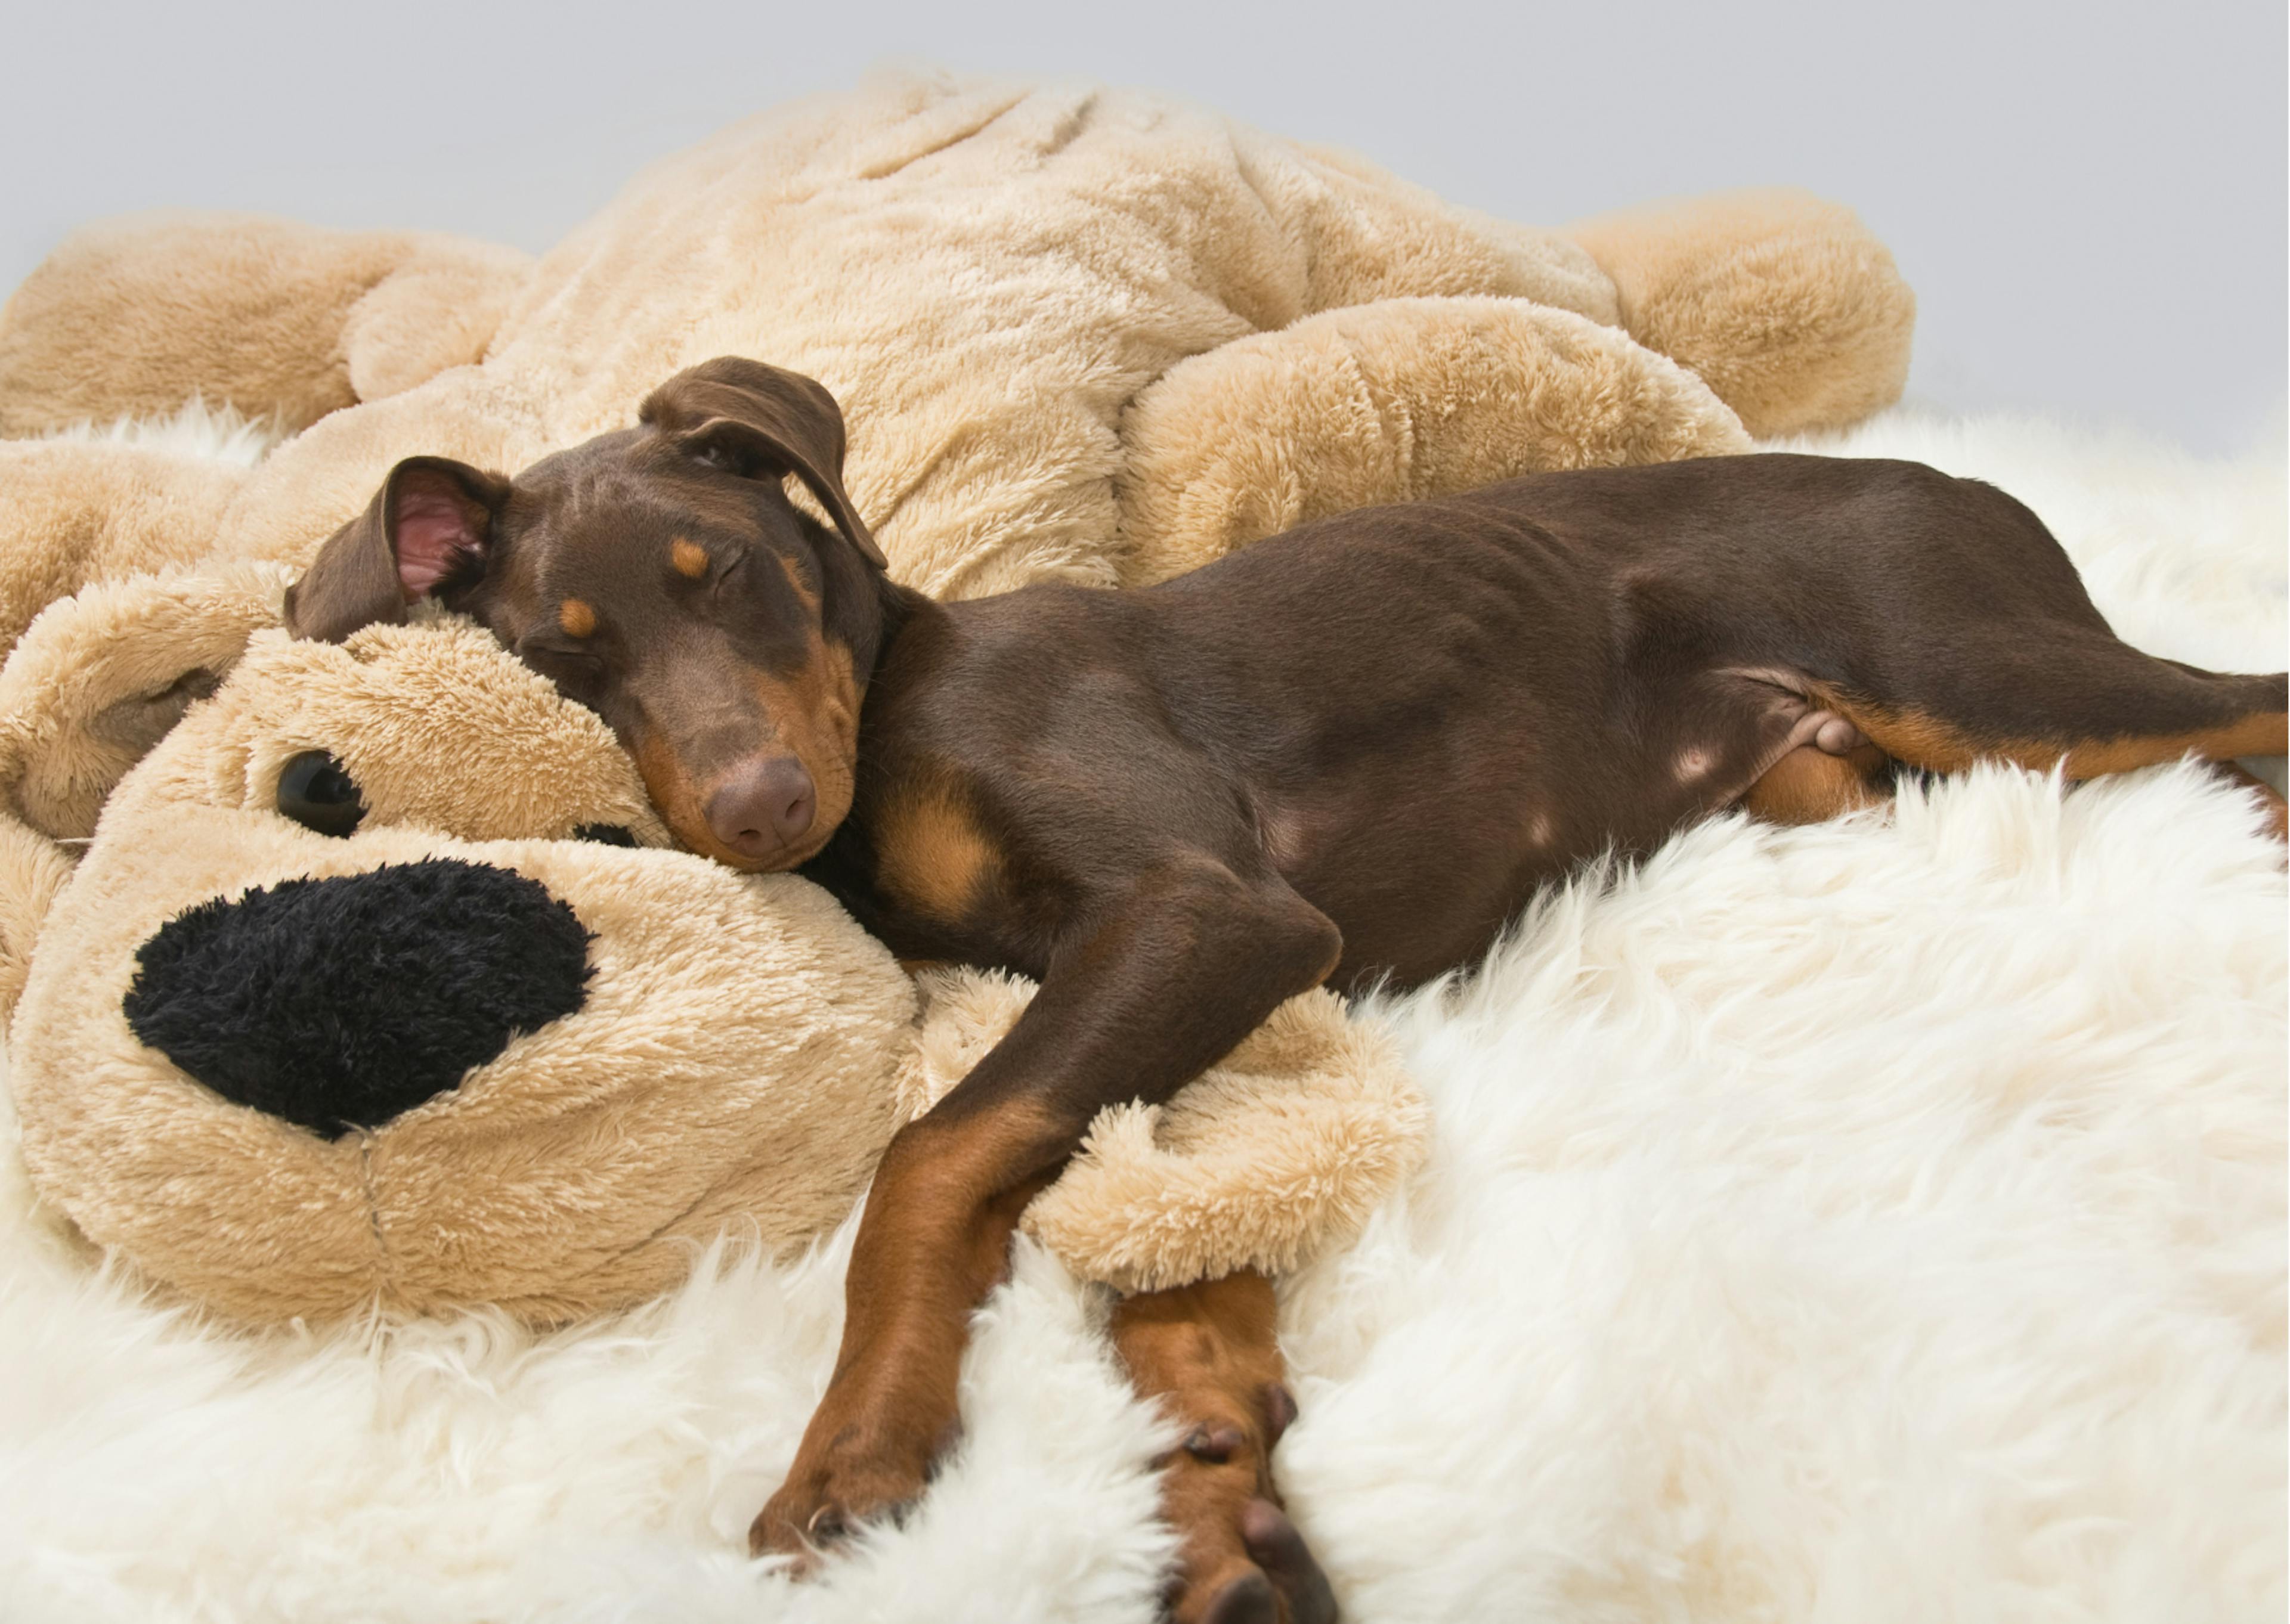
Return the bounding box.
[123,858,595,1136]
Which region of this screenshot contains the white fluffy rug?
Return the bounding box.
[1,407,2282,1623]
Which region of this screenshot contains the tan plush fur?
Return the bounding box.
[0,436,247,650]
[1567,188,1918,439]
[0,564,293,1015]
[0,213,530,437]
[0,563,290,842]
[0,71,1917,1326]
[1117,295,1751,582]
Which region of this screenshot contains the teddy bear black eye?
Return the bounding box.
[276,751,365,838]
[574,823,638,847]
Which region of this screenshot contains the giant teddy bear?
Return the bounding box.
[0,69,1914,1328]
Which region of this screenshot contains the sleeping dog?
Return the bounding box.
[291,358,2288,1624]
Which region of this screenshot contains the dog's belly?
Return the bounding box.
[1236,667,1839,988]
[1249,788,1566,987]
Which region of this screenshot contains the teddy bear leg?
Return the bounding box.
[0,213,530,438]
[1111,1270,1336,1624]
[1115,295,1750,584]
[1565,190,1917,439]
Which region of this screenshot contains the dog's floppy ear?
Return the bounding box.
[640,357,887,571]
[286,457,513,642]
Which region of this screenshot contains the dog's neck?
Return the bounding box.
[856,572,942,697]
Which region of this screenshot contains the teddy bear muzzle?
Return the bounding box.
[122,857,595,1138]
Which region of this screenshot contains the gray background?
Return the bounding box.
[5,0,2282,450]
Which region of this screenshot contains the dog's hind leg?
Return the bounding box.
[1743,741,1895,826]
[1818,664,2286,776]
[1806,634,2287,832]
[1110,1270,1336,1624]
[2203,762,2290,841]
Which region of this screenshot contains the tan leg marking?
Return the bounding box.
[1809,689,2288,779]
[2207,763,2290,842]
[750,1099,1062,1564]
[874,779,1001,925]
[1743,743,1892,826]
[1112,1271,1310,1624]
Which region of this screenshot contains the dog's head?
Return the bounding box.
[287,358,890,872]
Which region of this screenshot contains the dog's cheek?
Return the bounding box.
[630,729,716,857]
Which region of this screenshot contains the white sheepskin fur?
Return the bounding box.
[38,395,280,469]
[1,405,2282,1623]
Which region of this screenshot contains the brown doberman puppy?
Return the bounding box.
[291,358,2289,1623]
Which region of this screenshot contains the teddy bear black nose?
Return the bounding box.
[123,859,594,1137]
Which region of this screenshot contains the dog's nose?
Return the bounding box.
[705,756,816,859]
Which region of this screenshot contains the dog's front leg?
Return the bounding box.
[1113,1269,1339,1624]
[751,855,1341,1569]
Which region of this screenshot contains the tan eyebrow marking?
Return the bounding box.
[671,538,711,579]
[775,551,819,609]
[558,599,598,637]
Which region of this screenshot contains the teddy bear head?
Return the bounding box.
[2,578,916,1322]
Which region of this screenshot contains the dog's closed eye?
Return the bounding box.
[522,644,609,703]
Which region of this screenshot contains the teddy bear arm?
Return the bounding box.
[1277,141,1625,328]
[1564,188,1917,439]
[1114,294,1750,584]
[0,213,530,438]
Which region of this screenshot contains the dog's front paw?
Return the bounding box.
[1162,1494,1338,1624]
[748,1397,955,1569]
[1152,1384,1336,1623]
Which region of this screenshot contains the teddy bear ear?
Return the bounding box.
[0,563,289,841]
[0,563,288,1019]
